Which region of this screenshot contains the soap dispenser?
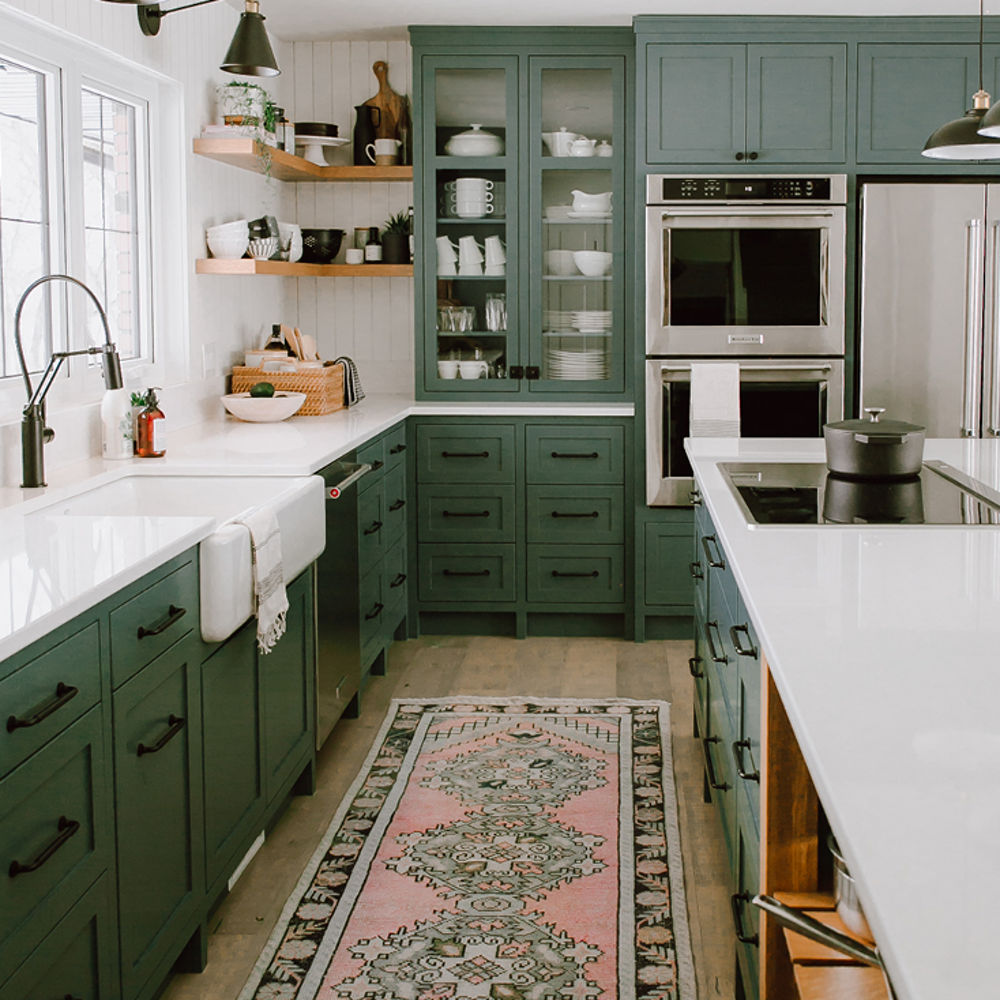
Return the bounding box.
[136,387,166,458]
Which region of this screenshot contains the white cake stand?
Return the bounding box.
[295,135,349,166]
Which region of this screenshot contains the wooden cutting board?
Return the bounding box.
[363,60,409,140]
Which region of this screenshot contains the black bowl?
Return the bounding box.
[300,228,344,264]
[294,121,339,138]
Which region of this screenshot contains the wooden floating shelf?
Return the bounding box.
[193,137,414,183]
[196,259,413,277]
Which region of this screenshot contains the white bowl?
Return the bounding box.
[544,249,576,276]
[248,236,279,260]
[222,391,306,422]
[573,250,612,276]
[207,220,249,236]
[207,232,249,259]
[445,124,504,157]
[544,205,573,221]
[571,189,612,213]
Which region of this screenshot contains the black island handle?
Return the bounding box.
[137,604,186,640]
[7,682,79,733]
[9,815,80,878]
[137,714,185,757]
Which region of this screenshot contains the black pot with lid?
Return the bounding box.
[824,407,926,481]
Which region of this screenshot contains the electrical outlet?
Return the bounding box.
[201,342,218,378]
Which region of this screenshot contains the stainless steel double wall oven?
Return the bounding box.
[645,174,847,505]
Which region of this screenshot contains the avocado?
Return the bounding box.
[250,382,275,398]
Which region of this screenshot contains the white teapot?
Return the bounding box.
[569,137,597,157]
[541,126,578,157]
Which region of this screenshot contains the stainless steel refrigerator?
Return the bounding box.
[860,182,1000,438]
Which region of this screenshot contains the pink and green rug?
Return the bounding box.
[240,698,695,1000]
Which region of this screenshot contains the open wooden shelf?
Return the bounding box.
[193,137,414,183]
[196,258,413,277]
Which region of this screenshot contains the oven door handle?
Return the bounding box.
[658,207,842,221]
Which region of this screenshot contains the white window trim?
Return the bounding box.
[0,3,187,426]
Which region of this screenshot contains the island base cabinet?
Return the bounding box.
[113,638,204,1000]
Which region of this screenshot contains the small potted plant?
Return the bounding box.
[216,81,274,174]
[381,210,411,264]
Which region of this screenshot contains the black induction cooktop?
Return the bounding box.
[720,460,1000,526]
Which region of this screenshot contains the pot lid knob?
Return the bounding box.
[864,407,885,423]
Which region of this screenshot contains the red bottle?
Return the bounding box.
[136,387,166,458]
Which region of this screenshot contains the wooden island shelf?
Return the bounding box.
[196,259,413,277]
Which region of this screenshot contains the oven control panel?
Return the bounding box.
[651,175,840,203]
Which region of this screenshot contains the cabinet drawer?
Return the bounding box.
[526,545,624,605]
[418,485,516,543]
[110,559,197,688]
[418,544,516,603]
[359,485,386,569]
[527,486,623,544]
[383,463,408,546]
[0,708,109,984]
[356,437,386,481]
[359,564,385,656]
[383,423,408,469]
[525,425,624,484]
[416,424,516,483]
[1,622,101,779]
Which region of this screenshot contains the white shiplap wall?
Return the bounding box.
[287,40,414,395]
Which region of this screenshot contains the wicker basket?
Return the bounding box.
[230,364,345,416]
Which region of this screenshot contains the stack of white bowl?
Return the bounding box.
[206,219,249,259]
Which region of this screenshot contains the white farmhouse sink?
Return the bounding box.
[38,475,325,642]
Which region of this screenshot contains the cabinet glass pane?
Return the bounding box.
[540,68,614,158]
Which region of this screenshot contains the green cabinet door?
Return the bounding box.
[261,571,315,804]
[418,484,517,544]
[113,636,203,1000]
[646,43,746,164]
[525,424,624,484]
[644,522,695,607]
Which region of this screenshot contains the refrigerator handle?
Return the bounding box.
[963,219,985,438]
[988,221,1000,436]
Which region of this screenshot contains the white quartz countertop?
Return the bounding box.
[686,437,1000,1000]
[0,394,633,661]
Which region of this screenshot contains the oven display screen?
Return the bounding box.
[667,228,822,326]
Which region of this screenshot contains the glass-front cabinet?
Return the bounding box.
[414,33,631,399]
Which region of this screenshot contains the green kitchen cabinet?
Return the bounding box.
[644,42,847,165]
[411,28,634,400]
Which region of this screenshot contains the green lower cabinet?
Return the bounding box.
[644,522,694,606]
[416,425,517,484]
[113,635,203,1000]
[359,485,387,570]
[359,563,385,670]
[526,486,623,544]
[525,425,624,485]
[383,463,408,547]
[419,544,518,603]
[418,485,516,544]
[526,545,625,605]
[383,540,409,632]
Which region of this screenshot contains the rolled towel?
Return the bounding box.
[234,505,288,654]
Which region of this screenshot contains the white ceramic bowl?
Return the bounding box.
[573,250,613,276]
[207,220,249,236]
[248,236,279,260]
[222,391,306,422]
[571,189,613,213]
[207,232,249,259]
[545,249,577,276]
[544,204,573,221]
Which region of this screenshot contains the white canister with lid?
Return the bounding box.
[445,124,504,157]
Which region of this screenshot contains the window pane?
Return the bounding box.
[82,87,142,360]
[0,58,51,378]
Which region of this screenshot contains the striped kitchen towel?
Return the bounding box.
[334,355,366,406]
[234,505,288,654]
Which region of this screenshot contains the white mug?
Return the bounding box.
[458,360,488,379]
[366,137,401,164]
[458,235,484,260]
[436,235,459,260]
[345,247,364,264]
[456,201,494,218]
[484,235,505,265]
[437,360,459,379]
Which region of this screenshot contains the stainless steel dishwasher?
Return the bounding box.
[315,457,371,748]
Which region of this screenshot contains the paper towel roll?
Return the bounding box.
[690,363,740,437]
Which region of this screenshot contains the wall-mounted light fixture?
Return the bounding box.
[102,0,279,77]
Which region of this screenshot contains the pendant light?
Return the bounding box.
[922,0,1000,159]
[102,0,279,77]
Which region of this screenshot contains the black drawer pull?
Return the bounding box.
[7,682,79,733]
[551,570,599,578]
[137,604,186,640]
[551,510,599,519]
[688,656,704,679]
[550,451,599,459]
[701,735,730,791]
[732,738,760,783]
[441,450,489,459]
[443,509,490,518]
[730,624,758,658]
[701,534,725,569]
[705,620,727,664]
[443,569,490,577]
[9,815,80,877]
[365,602,384,621]
[731,891,759,945]
[388,499,406,512]
[363,520,383,536]
[370,459,384,472]
[689,560,703,581]
[390,573,407,588]
[389,443,406,455]
[137,714,185,757]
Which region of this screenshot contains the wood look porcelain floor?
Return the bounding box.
[160,636,734,1000]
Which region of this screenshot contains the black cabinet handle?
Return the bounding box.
[705,620,727,664]
[550,451,599,460]
[731,891,760,945]
[732,738,760,783]
[137,604,186,640]
[389,443,406,455]
[748,151,759,161]
[363,520,383,536]
[688,655,704,679]
[689,560,703,581]
[390,573,407,588]
[509,365,524,380]
[551,510,599,519]
[364,602,384,621]
[137,714,185,757]
[443,510,490,518]
[7,682,78,733]
[370,459,384,472]
[735,151,745,161]
[730,624,758,658]
[551,570,599,578]
[526,366,540,380]
[9,815,80,877]
[441,451,490,459]
[689,489,702,506]
[388,499,406,511]
[443,569,490,577]
[701,736,730,791]
[701,534,725,569]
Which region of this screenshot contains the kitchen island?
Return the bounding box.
[688,436,1000,1000]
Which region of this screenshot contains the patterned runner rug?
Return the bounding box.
[240,698,696,1000]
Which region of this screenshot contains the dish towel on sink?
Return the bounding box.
[334,355,366,407]
[234,505,288,654]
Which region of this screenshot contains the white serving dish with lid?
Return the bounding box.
[445,124,503,157]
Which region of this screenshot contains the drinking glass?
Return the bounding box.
[485,293,507,331]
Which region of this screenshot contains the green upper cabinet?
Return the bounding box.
[645,42,847,165]
[412,28,633,400]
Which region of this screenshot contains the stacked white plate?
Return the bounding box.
[572,310,612,332]
[543,309,577,332]
[545,346,609,380]
[544,205,573,221]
